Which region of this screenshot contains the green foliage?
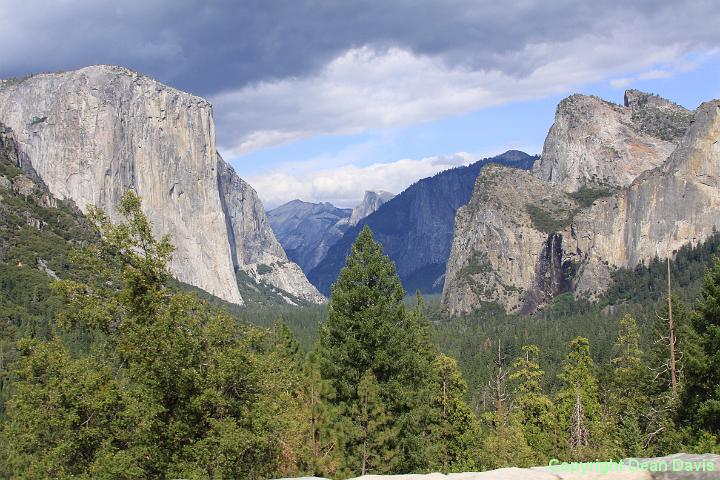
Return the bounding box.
[478,413,536,470]
[429,354,482,472]
[608,314,649,456]
[605,231,720,307]
[318,226,439,475]
[295,351,342,477]
[255,263,273,275]
[509,345,555,460]
[339,370,398,477]
[682,256,720,436]
[567,185,614,207]
[0,149,101,418]
[555,337,612,460]
[525,203,576,234]
[0,142,719,475]
[0,192,307,479]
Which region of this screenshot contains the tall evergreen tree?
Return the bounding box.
[555,337,610,460]
[429,354,481,472]
[681,257,720,442]
[608,314,648,456]
[317,226,436,473]
[509,344,555,460]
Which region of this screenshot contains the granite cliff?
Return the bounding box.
[532,91,688,192]
[0,65,323,305]
[443,91,718,315]
[309,151,537,295]
[442,165,581,314]
[346,190,395,226]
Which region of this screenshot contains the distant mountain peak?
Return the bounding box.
[308,150,537,296]
[348,190,395,226]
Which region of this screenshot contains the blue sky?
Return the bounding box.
[229,52,720,207]
[1,1,718,208]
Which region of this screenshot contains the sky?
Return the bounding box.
[1,1,719,208]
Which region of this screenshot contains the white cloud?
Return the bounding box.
[251,152,476,209]
[212,14,711,156]
[609,64,697,89]
[610,77,633,88]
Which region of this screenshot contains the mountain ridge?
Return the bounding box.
[443,90,719,315]
[308,150,537,295]
[0,65,323,305]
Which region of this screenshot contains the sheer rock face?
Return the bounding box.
[442,165,580,315]
[533,93,682,192]
[347,190,394,226]
[572,100,720,297]
[443,93,719,315]
[217,157,326,304]
[0,65,323,305]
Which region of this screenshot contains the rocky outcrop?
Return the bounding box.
[275,453,720,479]
[217,157,326,304]
[624,89,694,142]
[443,92,719,314]
[268,200,352,273]
[533,93,683,192]
[0,65,323,305]
[442,165,580,315]
[572,99,720,297]
[347,190,395,226]
[308,151,537,296]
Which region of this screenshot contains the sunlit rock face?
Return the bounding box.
[442,165,580,315]
[572,100,720,298]
[0,65,323,305]
[443,92,719,315]
[347,190,395,226]
[532,92,687,192]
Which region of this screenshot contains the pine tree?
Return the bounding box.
[608,314,649,456]
[681,257,720,442]
[340,370,398,477]
[0,192,303,479]
[317,226,436,473]
[297,351,341,477]
[555,337,610,460]
[509,344,554,460]
[644,299,696,454]
[478,411,535,469]
[429,354,481,472]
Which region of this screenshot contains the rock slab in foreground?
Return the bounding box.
[277,454,719,479]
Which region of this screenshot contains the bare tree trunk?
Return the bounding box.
[361,440,368,476]
[361,388,369,476]
[667,244,677,397]
[494,340,507,461]
[570,388,589,454]
[310,384,319,463]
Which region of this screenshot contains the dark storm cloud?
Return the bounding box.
[1,0,715,96]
